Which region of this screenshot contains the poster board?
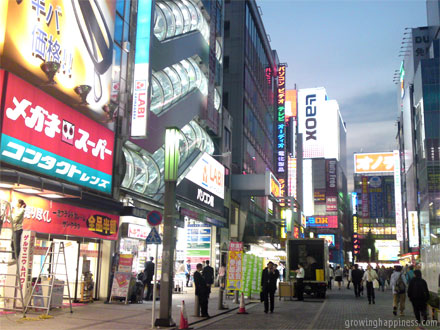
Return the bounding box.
[226,242,243,291]
[110,272,131,303]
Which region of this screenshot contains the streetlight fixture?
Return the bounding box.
[368,248,371,263]
[155,127,180,327]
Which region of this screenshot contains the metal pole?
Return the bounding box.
[151,244,159,328]
[194,294,200,316]
[155,181,177,327]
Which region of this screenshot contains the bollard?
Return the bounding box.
[193,294,200,317]
[233,290,239,304]
[218,287,228,310]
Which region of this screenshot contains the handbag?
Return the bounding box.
[373,279,379,289]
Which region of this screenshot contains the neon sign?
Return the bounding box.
[276,64,286,174]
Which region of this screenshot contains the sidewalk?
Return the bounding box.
[0,287,246,330]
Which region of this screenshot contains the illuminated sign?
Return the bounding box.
[375,240,400,261]
[185,153,225,199]
[131,0,153,137]
[276,64,286,173]
[353,215,358,233]
[293,226,299,239]
[301,213,306,228]
[265,67,272,86]
[287,157,297,205]
[408,211,419,248]
[0,72,114,194]
[393,150,403,241]
[285,90,297,120]
[354,152,394,173]
[270,173,281,198]
[352,192,358,215]
[353,233,360,255]
[128,223,149,240]
[0,0,115,121]
[279,178,286,206]
[400,61,405,99]
[306,215,338,228]
[314,189,326,204]
[361,176,369,218]
[326,159,337,212]
[318,234,335,247]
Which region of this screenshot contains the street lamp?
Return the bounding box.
[155,127,180,327]
[368,248,371,263]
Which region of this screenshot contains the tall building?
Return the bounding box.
[296,87,348,265]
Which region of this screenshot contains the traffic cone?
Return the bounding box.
[179,300,190,329]
[237,292,248,314]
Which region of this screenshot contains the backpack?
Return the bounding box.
[395,274,406,294]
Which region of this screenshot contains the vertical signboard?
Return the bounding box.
[226,241,243,291]
[326,159,337,212]
[0,0,115,121]
[131,0,153,137]
[276,65,286,174]
[408,211,419,248]
[361,176,370,219]
[393,150,403,241]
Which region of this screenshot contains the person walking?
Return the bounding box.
[405,265,415,283]
[346,265,353,289]
[194,263,210,317]
[334,265,343,290]
[407,269,430,325]
[295,263,305,301]
[362,264,378,304]
[261,261,279,312]
[185,260,191,287]
[378,265,387,292]
[203,260,214,298]
[328,265,334,290]
[351,264,363,298]
[143,257,155,300]
[9,199,26,265]
[390,265,407,316]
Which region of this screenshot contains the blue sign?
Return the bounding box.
[146,227,161,244]
[147,210,162,226]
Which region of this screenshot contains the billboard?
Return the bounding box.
[361,176,369,219]
[318,234,335,247]
[326,159,337,212]
[393,150,403,241]
[0,72,114,194]
[285,90,297,120]
[306,215,338,228]
[1,190,119,240]
[297,87,327,158]
[354,152,394,173]
[276,64,286,174]
[408,211,419,248]
[0,0,116,122]
[131,0,153,137]
[375,240,400,261]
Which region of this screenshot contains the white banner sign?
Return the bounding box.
[393,150,403,241]
[408,211,419,248]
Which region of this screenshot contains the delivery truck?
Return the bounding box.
[286,238,329,298]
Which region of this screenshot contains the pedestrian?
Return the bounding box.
[405,265,415,283]
[386,267,393,288]
[8,199,26,265]
[362,264,378,304]
[203,260,214,298]
[295,263,305,301]
[390,265,407,316]
[346,265,353,289]
[218,263,226,289]
[261,261,279,313]
[378,265,387,292]
[185,260,191,287]
[328,265,334,290]
[351,264,363,298]
[407,269,430,325]
[143,257,155,300]
[334,265,343,290]
[194,263,210,317]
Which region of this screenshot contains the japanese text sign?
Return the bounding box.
[276,65,286,174]
[0,0,115,121]
[0,72,114,194]
[1,190,119,240]
[354,152,394,173]
[306,215,338,228]
[226,250,243,291]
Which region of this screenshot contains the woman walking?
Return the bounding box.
[362,264,378,304]
[334,265,343,290]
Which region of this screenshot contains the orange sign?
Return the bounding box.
[354,152,394,173]
[270,174,281,198]
[285,90,297,120]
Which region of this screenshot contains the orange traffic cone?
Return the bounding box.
[179,300,191,329]
[237,292,248,314]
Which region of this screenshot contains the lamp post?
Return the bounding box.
[155,127,180,327]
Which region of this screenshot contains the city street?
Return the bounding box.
[1,286,439,330]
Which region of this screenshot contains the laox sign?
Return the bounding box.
[305,94,317,141]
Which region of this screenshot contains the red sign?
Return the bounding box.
[0,71,114,194]
[2,191,119,240]
[229,241,243,252]
[306,215,338,228]
[147,210,163,226]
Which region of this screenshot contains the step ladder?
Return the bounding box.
[24,241,73,316]
[0,200,25,317]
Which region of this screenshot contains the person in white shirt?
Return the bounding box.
[390,265,407,316]
[296,263,305,301]
[362,264,378,304]
[334,266,343,290]
[9,199,26,265]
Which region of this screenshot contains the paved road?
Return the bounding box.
[196,286,440,330]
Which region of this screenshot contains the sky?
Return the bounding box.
[257,0,427,189]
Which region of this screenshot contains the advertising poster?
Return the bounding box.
[1,190,119,240]
[0,72,115,194]
[314,189,326,204]
[326,159,337,212]
[111,272,131,298]
[306,215,338,229]
[0,0,116,122]
[226,242,243,291]
[354,153,394,173]
[361,176,370,219]
[242,254,253,296]
[251,256,264,294]
[186,221,211,270]
[118,254,134,272]
[408,211,420,248]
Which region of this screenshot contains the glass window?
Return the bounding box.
[173,63,190,95]
[166,1,183,35]
[124,0,131,21]
[116,0,125,17]
[164,67,182,103]
[115,14,123,45]
[175,1,191,33]
[150,76,164,114]
[155,71,174,108]
[154,6,167,41]
[123,22,129,43]
[127,149,148,194]
[157,2,176,39]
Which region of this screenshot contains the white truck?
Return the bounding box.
[421,244,440,318]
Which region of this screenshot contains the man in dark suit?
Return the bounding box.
[203,260,214,297]
[194,263,210,317]
[351,264,363,298]
[261,261,279,313]
[144,257,155,300]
